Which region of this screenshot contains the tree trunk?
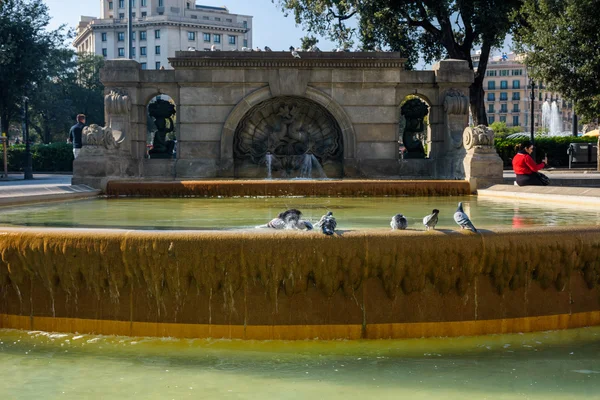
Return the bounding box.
[1,110,9,139]
[469,79,487,126]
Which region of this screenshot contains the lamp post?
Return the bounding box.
[528,77,536,159]
[22,97,33,180]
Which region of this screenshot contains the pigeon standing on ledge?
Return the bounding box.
[315,211,336,235]
[422,209,439,231]
[291,48,301,58]
[264,46,272,52]
[390,214,408,230]
[454,202,477,233]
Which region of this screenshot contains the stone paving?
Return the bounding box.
[0,174,100,206]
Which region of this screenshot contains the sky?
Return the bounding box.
[44,0,339,51]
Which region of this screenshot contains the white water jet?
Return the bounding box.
[265,153,273,179]
[541,101,565,136]
[300,154,327,179]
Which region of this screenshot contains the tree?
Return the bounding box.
[300,35,319,50]
[0,0,69,138]
[273,0,523,125]
[514,0,600,122]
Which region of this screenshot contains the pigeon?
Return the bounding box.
[422,209,439,231]
[320,215,337,236]
[291,49,301,59]
[390,214,408,230]
[210,45,216,51]
[264,46,272,52]
[187,46,196,51]
[315,211,333,228]
[254,47,262,52]
[241,46,252,52]
[289,46,295,51]
[308,45,321,52]
[295,220,313,230]
[256,209,303,229]
[454,202,477,233]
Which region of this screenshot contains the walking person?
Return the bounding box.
[68,114,86,159]
[512,140,549,186]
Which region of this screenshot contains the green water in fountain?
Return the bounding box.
[0,196,599,230]
[1,327,600,399]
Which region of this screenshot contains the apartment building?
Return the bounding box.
[473,52,576,132]
[74,1,253,70]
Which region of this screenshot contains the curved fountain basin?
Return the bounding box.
[1,226,599,340]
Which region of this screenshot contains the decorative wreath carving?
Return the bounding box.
[234,96,343,173]
[443,89,469,115]
[463,125,495,150]
[82,124,120,149]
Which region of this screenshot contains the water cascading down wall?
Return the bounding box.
[2,227,600,339]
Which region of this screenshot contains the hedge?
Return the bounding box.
[7,142,74,172]
[495,136,598,168]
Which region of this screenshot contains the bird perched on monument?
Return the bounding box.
[422,209,439,231]
[256,209,303,229]
[291,48,301,58]
[210,44,217,51]
[315,211,336,235]
[390,214,408,230]
[454,202,477,233]
[254,47,262,52]
[264,46,272,52]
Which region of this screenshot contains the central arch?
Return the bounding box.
[220,86,356,178]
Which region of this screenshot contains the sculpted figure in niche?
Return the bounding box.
[148,98,176,159]
[400,98,429,159]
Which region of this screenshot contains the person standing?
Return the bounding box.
[512,140,548,186]
[68,114,86,159]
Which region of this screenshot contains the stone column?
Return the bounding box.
[462,125,504,192]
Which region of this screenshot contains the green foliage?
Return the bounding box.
[0,0,70,137]
[494,136,597,167]
[272,0,524,125]
[7,142,74,172]
[514,0,600,121]
[300,35,319,50]
[489,121,522,138]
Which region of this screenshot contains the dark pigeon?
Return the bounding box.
[390,214,408,230]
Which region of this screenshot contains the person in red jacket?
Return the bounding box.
[512,140,548,186]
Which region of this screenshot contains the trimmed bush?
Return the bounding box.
[7,142,74,172]
[495,136,598,167]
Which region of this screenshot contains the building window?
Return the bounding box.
[118,32,125,41]
[131,47,136,57]
[141,62,147,70]
[187,2,190,8]
[202,15,209,20]
[512,116,519,126]
[228,35,236,45]
[512,69,523,76]
[118,0,124,8]
[188,31,195,41]
[500,70,509,76]
[243,39,247,47]
[513,104,520,112]
[487,81,495,90]
[215,17,221,21]
[500,92,508,101]
[101,32,107,42]
[203,33,211,42]
[226,18,232,22]
[141,0,147,6]
[512,80,520,89]
[108,2,113,10]
[500,115,507,122]
[132,0,135,6]
[132,31,136,41]
[488,104,494,113]
[512,92,520,101]
[155,29,160,39]
[140,31,147,40]
[155,45,160,54]
[486,70,496,77]
[118,48,125,57]
[500,80,508,89]
[500,104,508,113]
[487,93,495,101]
[132,12,136,18]
[191,15,197,19]
[156,61,161,69]
[158,0,163,6]
[243,21,247,29]
[214,34,221,43]
[140,46,147,56]
[119,13,125,19]
[488,116,495,124]
[102,48,107,57]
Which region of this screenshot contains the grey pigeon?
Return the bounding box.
[264,46,272,52]
[422,209,439,231]
[453,202,477,233]
[295,220,313,230]
[315,211,333,228]
[256,209,302,229]
[291,49,301,58]
[320,215,337,236]
[390,214,408,230]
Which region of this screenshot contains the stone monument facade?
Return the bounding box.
[72,52,497,188]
